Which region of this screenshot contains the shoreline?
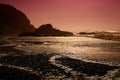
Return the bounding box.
[0,53,120,79]
[0,63,40,80]
[0,37,120,79]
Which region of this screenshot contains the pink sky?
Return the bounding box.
[0,0,120,32]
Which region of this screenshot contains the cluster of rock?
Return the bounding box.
[19,24,73,36]
[0,4,73,37]
[93,32,120,41]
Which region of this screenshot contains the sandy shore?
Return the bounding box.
[0,64,40,80]
[0,53,120,79]
[0,37,120,80]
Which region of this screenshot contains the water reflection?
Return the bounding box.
[10,37,120,66]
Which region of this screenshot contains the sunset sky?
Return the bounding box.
[0,0,120,32]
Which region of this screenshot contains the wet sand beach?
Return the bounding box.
[0,37,120,80]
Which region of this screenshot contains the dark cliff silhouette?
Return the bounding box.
[19,24,73,36]
[0,4,35,36]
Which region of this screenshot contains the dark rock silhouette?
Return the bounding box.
[0,4,35,36]
[19,24,73,36]
[79,32,96,35]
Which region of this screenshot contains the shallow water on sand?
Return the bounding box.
[7,36,120,66]
[0,37,120,79]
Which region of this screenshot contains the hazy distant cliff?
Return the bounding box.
[19,24,73,36]
[0,4,35,36]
